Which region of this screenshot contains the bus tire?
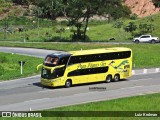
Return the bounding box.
[106,75,112,83]
[113,74,120,82]
[65,79,72,88]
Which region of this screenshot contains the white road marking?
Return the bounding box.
[38,78,153,93]
[120,86,144,90]
[130,78,152,82]
[133,71,160,76]
[1,83,160,111]
[23,98,51,103]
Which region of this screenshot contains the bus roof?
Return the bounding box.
[69,47,131,56]
[47,52,71,58]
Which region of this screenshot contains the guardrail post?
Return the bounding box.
[155,68,159,73]
[143,69,147,74]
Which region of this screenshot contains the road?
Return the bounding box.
[0,41,133,45]
[0,47,160,111]
[0,47,66,58]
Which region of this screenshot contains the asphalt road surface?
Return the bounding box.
[0,47,66,58]
[0,47,160,111]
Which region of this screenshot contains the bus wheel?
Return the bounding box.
[106,75,112,83]
[113,74,120,82]
[65,80,72,88]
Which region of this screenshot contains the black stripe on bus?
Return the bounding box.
[68,51,131,65]
[67,66,109,77]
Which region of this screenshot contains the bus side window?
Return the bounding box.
[59,56,70,65]
[68,57,74,65]
[68,51,131,65]
[68,56,80,65]
[68,69,80,76]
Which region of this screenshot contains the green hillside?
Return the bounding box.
[0,0,12,15]
[0,0,24,19]
[0,14,159,42]
[0,0,160,42]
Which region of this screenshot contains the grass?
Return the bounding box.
[41,93,160,120]
[133,13,160,37]
[1,93,159,119]
[1,13,160,42]
[0,18,130,42]
[48,93,160,111]
[0,52,43,81]
[0,42,160,69]
[1,117,159,120]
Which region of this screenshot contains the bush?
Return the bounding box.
[0,56,7,63]
[43,36,69,42]
[71,34,90,42]
[0,65,4,76]
[130,13,138,20]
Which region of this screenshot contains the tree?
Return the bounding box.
[139,23,147,34]
[139,23,155,34]
[152,0,160,7]
[147,24,155,33]
[12,0,29,5]
[54,0,131,41]
[124,22,137,36]
[113,20,124,39]
[12,0,131,41]
[12,0,56,18]
[113,20,124,29]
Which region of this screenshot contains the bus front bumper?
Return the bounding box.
[41,78,63,87]
[41,78,54,87]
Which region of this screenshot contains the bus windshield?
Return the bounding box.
[41,55,70,79]
[44,56,59,67]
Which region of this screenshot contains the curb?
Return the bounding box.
[132,68,160,75]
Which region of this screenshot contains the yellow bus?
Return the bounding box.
[37,47,132,88]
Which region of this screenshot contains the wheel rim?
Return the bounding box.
[152,41,155,44]
[67,82,70,86]
[115,76,118,81]
[114,75,119,82]
[136,40,139,43]
[106,76,111,83]
[66,81,71,87]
